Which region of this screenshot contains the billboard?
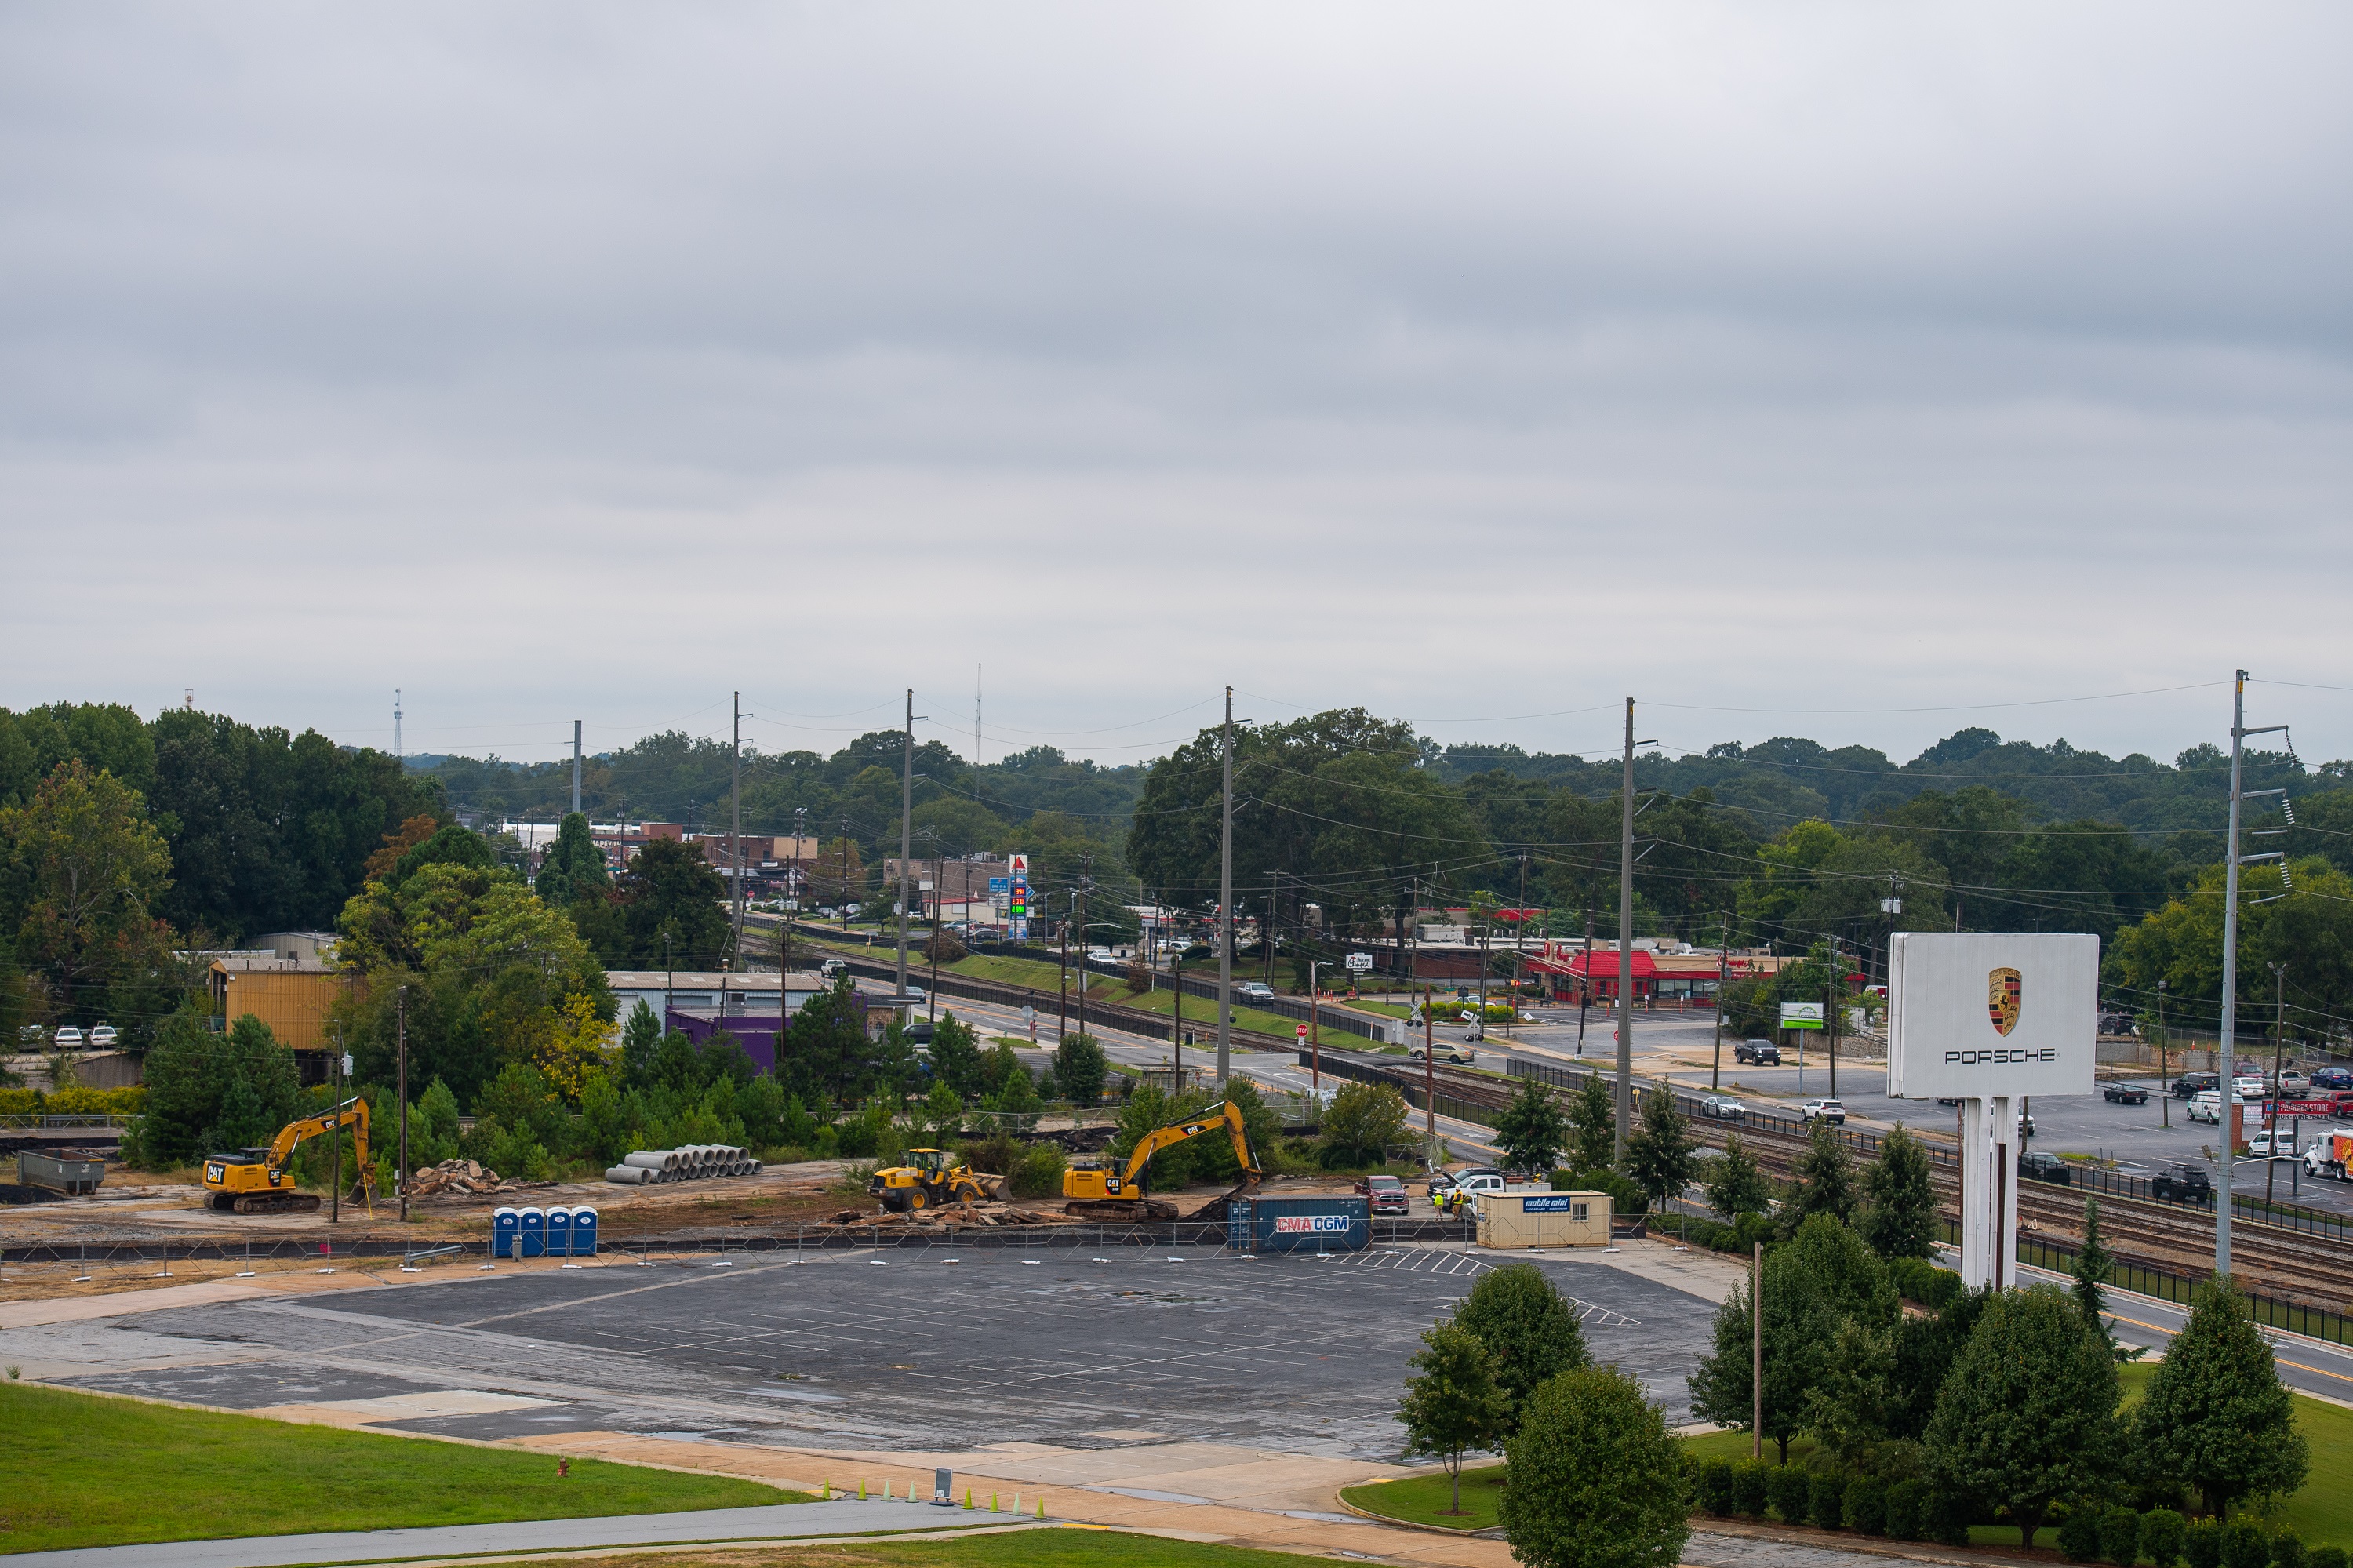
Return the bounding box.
[1887,933,2098,1100]
[1780,1001,1824,1030]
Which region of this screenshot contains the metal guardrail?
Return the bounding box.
[0,1115,130,1130]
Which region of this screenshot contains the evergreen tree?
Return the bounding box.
[1499,1366,1690,1568]
[2134,1275,2309,1519]
[1493,1075,1569,1173]
[533,811,611,907]
[2073,1197,2122,1352]
[1621,1086,1699,1206]
[1701,1133,1773,1218]
[1924,1285,2122,1549]
[926,1011,987,1098]
[1053,1033,1109,1106]
[1454,1263,1591,1435]
[1786,1116,1858,1228]
[1569,1077,1616,1170]
[620,999,662,1092]
[1395,1320,1510,1516]
[1858,1123,1937,1260]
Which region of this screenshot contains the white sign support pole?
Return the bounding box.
[1957,1095,2020,1291]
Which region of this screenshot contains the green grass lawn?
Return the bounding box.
[554,1530,1375,1568]
[1355,1365,2353,1548]
[0,1383,807,1555]
[1340,1466,1505,1530]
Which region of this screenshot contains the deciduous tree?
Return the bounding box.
[1396,1321,1509,1516]
[1499,1365,1689,1568]
[1453,1262,1591,1435]
[2134,1275,2308,1519]
[1493,1075,1568,1173]
[1859,1124,1937,1260]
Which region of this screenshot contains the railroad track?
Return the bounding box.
[1322,1046,2353,1311]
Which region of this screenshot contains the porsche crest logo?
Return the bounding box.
[1987,968,2023,1036]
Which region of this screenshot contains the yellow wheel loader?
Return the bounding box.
[868,1148,1002,1213]
[202,1097,376,1214]
[1062,1100,1263,1221]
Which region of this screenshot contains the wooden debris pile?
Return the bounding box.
[823,1201,1084,1230]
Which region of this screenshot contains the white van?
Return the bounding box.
[2187,1091,2224,1124]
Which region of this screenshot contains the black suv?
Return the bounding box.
[1733,1039,1781,1066]
[2151,1164,2214,1204]
[2173,1072,2220,1099]
[2020,1151,2073,1185]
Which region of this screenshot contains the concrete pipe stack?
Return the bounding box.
[604,1145,761,1185]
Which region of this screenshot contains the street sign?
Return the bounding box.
[1345,951,1374,973]
[989,877,1010,894]
[1296,1024,1308,1039]
[1780,1002,1824,1031]
[1021,1005,1036,1024]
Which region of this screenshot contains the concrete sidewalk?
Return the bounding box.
[5,1498,1026,1568]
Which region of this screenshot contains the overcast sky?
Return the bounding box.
[3,4,2348,772]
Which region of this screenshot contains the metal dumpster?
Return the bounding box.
[1226,1195,1369,1253]
[18,1152,105,1195]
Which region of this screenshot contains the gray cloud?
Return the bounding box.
[2,2,2348,767]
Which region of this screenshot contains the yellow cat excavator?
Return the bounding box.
[202,1097,375,1213]
[1063,1100,1263,1221]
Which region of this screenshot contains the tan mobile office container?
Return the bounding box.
[1475,1188,1613,1248]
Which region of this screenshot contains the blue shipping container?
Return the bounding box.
[1226,1195,1369,1253]
[572,1205,598,1257]
[518,1206,546,1259]
[493,1207,520,1259]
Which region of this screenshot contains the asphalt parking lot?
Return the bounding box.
[39,1245,1719,1460]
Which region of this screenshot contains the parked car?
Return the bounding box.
[2311,1067,2353,1092]
[2020,1150,2074,1184]
[2245,1131,2293,1159]
[1427,1167,1504,1200]
[52,1026,83,1049]
[2102,1083,2150,1105]
[2151,1163,2214,1203]
[1409,1042,1477,1065]
[1734,1039,1781,1066]
[1700,1093,1747,1120]
[1801,1099,1846,1125]
[2187,1091,2224,1124]
[88,1024,117,1048]
[1235,981,1276,1002]
[903,1022,935,1046]
[2173,1071,2220,1099]
[1355,1173,1410,1215]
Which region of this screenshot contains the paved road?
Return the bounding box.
[7,1500,1022,1568]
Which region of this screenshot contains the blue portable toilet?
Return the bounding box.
[518,1206,546,1258]
[546,1206,573,1256]
[493,1207,520,1259]
[571,1206,598,1257]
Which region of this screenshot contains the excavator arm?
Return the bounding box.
[264,1098,370,1173]
[1115,1101,1262,1193]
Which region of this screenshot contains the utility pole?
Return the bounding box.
[1077,853,1093,1048]
[2158,980,2170,1129]
[2217,670,2289,1278]
[1058,897,1070,1043]
[1173,929,1184,1085]
[896,689,913,1006]
[1751,1241,1763,1461]
[395,985,409,1224]
[394,689,402,761]
[329,1023,343,1224]
[1615,698,1643,1162]
[1827,937,1839,1101]
[1217,686,1233,1085]
[572,719,584,816]
[1309,959,1322,1097]
[1712,911,1728,1090]
[730,694,744,959]
[2269,962,2288,1204]
[1576,908,1593,1058]
[1513,854,1529,1001]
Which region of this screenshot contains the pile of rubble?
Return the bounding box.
[402,1159,522,1197]
[824,1201,1083,1230]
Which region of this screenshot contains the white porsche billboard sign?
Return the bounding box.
[1886,933,2098,1101]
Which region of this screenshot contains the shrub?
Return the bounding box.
[1733,1461,1772,1519]
[1809,1471,1847,1529]
[2271,1530,2308,1568]
[1767,1464,1812,1525]
[2141,1510,2188,1568]
[1884,1479,1928,1541]
[2307,1548,2347,1568]
[2103,1507,2146,1566]
[2222,1521,2271,1568]
[2062,1507,2108,1563]
[2185,1519,2224,1568]
[1695,1457,1737,1516]
[1888,1255,1963,1311]
[833,1114,878,1159]
[1009,1141,1066,1199]
[1844,1478,1886,1535]
[1927,1489,1973,1548]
